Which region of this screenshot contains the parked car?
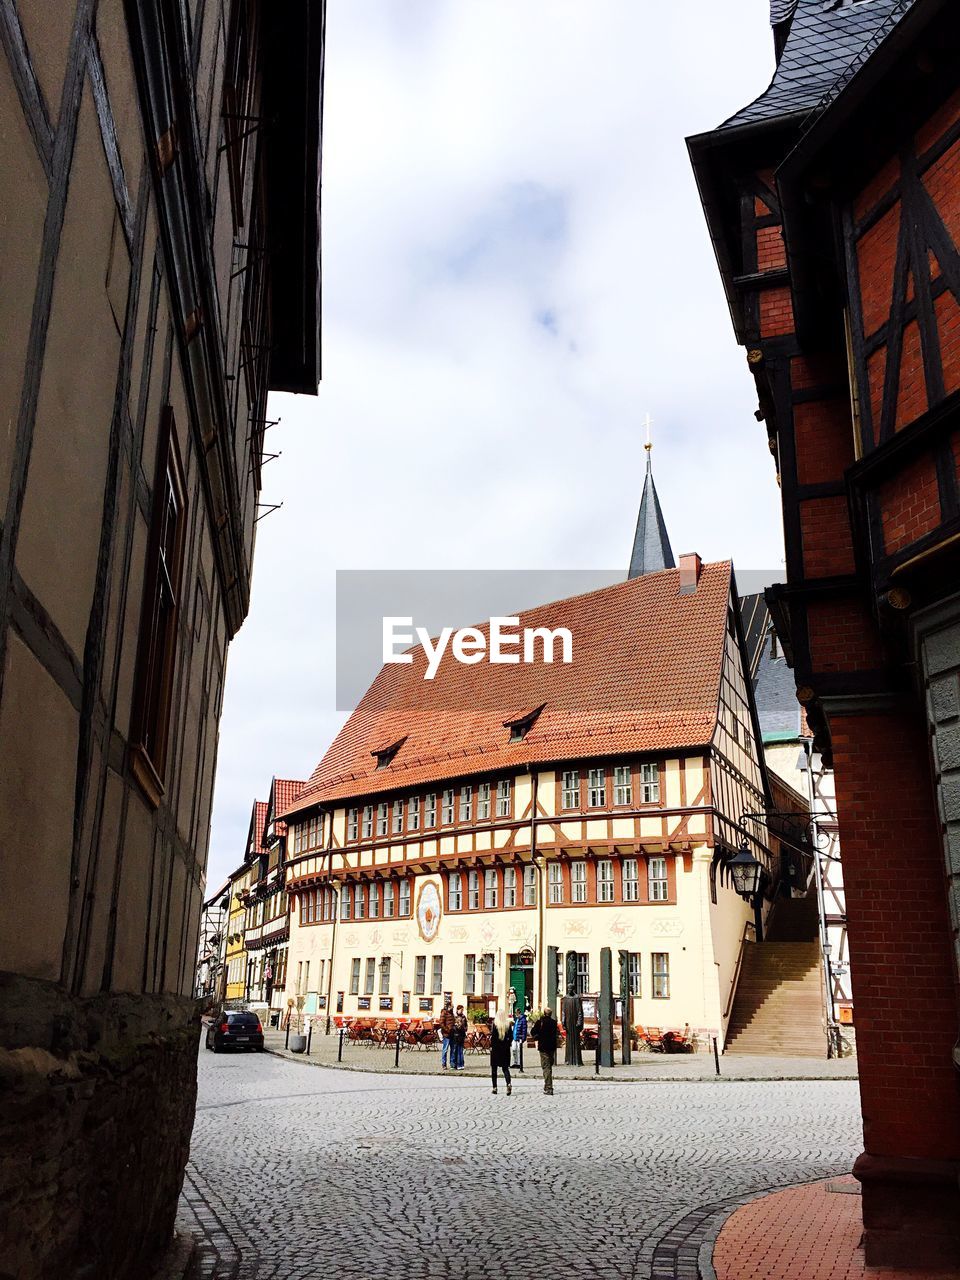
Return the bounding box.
[205,1011,264,1053]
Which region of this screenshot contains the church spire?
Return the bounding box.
[628,416,675,579]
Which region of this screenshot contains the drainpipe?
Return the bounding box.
[804,739,838,1057]
[528,767,544,1008]
[322,811,339,1034]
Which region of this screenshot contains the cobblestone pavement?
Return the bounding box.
[261,1027,859,1082]
[178,1040,862,1280]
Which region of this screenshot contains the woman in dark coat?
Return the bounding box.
[490,1009,513,1095]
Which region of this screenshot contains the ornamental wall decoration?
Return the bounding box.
[416,880,442,943]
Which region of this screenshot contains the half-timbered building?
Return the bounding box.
[689,0,960,1265]
[281,557,807,1047]
[241,778,302,1017]
[0,2,325,1276]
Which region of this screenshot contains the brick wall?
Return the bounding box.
[800,497,856,577]
[877,451,942,555]
[829,707,960,1161]
[793,400,855,486]
[807,598,885,672]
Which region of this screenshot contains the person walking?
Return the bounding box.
[532,1006,559,1096]
[450,1005,467,1070]
[438,998,455,1069]
[490,1009,513,1095]
[511,1008,528,1070]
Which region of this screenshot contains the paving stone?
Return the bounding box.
[179,1039,861,1279]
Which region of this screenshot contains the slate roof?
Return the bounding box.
[628,454,675,580]
[283,563,734,815]
[770,0,800,23]
[722,0,915,132]
[753,629,801,740]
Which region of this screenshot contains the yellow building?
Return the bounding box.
[281,558,805,1046]
[224,854,256,1006]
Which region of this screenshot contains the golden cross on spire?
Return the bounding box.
[643,412,654,453]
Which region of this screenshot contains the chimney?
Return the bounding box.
[679,553,702,595]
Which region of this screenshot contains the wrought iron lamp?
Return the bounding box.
[728,839,763,901]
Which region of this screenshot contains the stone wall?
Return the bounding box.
[0,974,198,1280]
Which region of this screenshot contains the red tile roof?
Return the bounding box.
[268,779,305,839]
[249,800,269,856]
[282,563,733,815]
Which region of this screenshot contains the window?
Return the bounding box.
[477,782,491,820]
[376,802,388,836]
[504,866,517,907]
[130,409,187,804]
[614,765,632,806]
[482,953,494,995]
[431,955,443,995]
[355,884,366,919]
[648,857,668,902]
[598,859,614,903]
[468,870,480,910]
[364,958,375,996]
[424,793,437,828]
[496,779,512,817]
[640,762,660,804]
[415,956,427,995]
[548,863,564,904]
[379,957,391,995]
[588,768,606,808]
[222,3,258,227]
[368,882,379,918]
[341,885,353,920]
[392,800,404,834]
[442,789,455,824]
[459,785,472,823]
[362,805,373,838]
[571,860,587,903]
[628,952,642,996]
[350,958,361,995]
[523,864,537,907]
[448,872,463,911]
[561,770,580,809]
[407,796,420,831]
[399,879,411,916]
[652,952,670,999]
[576,953,590,995]
[484,868,499,909]
[384,880,395,918]
[622,859,639,902]
[464,954,476,994]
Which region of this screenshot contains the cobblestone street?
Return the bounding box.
[178,1040,862,1280]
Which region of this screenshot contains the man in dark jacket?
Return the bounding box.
[439,999,455,1069]
[531,1007,559,1096]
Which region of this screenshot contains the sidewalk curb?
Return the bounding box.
[261,1045,857,1084]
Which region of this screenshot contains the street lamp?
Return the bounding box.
[728,840,763,900]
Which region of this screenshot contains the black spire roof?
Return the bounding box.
[628,451,675,580]
[722,0,915,133]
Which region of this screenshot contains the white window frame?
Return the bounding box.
[548,863,564,904]
[482,953,495,995]
[355,885,366,919]
[652,952,670,999]
[597,859,614,903]
[496,779,511,817]
[468,870,480,910]
[368,882,379,918]
[424,793,437,827]
[484,868,499,909]
[572,860,587,903]
[628,952,641,996]
[414,955,426,996]
[477,782,491,820]
[349,957,360,995]
[384,880,395,918]
[523,864,537,907]
[449,872,463,911]
[341,884,353,920]
[576,952,590,995]
[588,768,606,808]
[392,800,403,834]
[641,762,660,804]
[614,765,632,806]
[442,789,455,824]
[364,957,375,996]
[648,856,668,902]
[459,785,472,823]
[431,955,443,995]
[399,879,411,916]
[561,769,580,810]
[464,954,476,994]
[362,805,373,838]
[622,858,639,902]
[407,796,420,831]
[379,957,391,995]
[347,808,358,841]
[504,865,517,907]
[376,802,388,837]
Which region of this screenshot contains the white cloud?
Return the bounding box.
[206,0,783,886]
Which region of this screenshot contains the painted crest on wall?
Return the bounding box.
[416,881,442,943]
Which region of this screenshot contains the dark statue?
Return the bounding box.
[562,952,583,1065]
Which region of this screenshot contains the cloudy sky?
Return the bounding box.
[205,0,785,890]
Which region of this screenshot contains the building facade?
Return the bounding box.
[194,879,229,1001]
[0,3,324,1276]
[690,0,960,1264]
[282,560,809,1048]
[241,778,301,1018]
[223,856,253,1005]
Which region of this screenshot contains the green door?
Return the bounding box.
[509,966,527,1013]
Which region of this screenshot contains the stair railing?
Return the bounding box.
[723,921,757,1021]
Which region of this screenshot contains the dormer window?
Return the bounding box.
[372,736,407,770]
[503,703,546,743]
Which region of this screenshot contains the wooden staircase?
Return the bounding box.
[724,896,826,1057]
